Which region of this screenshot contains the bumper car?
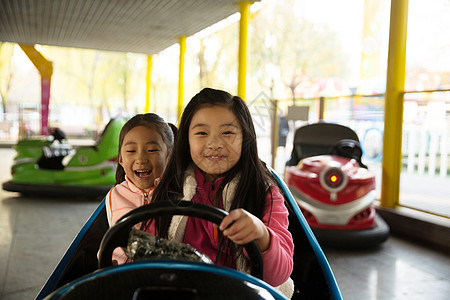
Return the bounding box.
[2,117,127,198]
[35,169,342,300]
[285,122,389,248]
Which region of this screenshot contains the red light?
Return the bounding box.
[321,167,347,191]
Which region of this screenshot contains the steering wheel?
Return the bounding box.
[98,200,264,280]
[330,139,367,168]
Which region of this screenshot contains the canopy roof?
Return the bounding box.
[0,0,254,54]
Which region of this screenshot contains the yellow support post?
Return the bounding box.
[271,100,279,168]
[381,0,409,208]
[178,36,187,120]
[238,1,251,101]
[145,55,153,113]
[19,44,53,135]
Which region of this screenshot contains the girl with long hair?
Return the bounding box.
[151,88,294,296]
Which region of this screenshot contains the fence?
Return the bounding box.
[404,101,449,178]
[246,92,450,179]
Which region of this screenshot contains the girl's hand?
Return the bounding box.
[219,209,271,252]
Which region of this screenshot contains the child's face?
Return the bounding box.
[188,105,243,181]
[119,125,168,190]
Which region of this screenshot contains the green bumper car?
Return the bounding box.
[2,118,127,198]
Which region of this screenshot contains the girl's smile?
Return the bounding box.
[205,154,226,161]
[134,169,152,178]
[189,105,242,181]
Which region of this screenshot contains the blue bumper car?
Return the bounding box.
[36,169,342,300]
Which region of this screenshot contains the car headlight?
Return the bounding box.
[319,167,348,201]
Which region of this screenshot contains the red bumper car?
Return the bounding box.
[285,123,389,248]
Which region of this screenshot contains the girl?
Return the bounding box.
[151,88,294,297]
[105,113,175,264]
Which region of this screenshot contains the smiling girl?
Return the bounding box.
[105,113,175,264]
[151,88,294,297]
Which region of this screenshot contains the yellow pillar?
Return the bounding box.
[238,1,251,101]
[271,100,279,168]
[381,0,409,208]
[178,36,187,120]
[145,55,153,113]
[19,44,53,135]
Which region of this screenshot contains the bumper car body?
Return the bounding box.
[2,118,127,198]
[36,169,343,300]
[285,123,389,248]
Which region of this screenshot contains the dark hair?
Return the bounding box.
[153,88,276,240]
[115,113,175,183]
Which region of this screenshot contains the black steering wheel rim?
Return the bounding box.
[98,200,264,280]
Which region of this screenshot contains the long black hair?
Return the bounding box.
[152,88,276,239]
[115,113,176,183]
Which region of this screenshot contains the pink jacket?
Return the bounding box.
[106,175,157,227]
[105,176,157,264]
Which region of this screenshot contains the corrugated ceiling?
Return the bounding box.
[0,0,250,54]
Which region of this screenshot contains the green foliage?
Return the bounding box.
[248,0,350,100]
[1,0,355,122]
[195,23,239,94]
[41,47,146,112]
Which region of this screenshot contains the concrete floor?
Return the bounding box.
[1,148,449,300]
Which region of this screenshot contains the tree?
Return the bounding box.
[194,23,239,93]
[0,42,15,114]
[249,0,349,103]
[43,47,146,120]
